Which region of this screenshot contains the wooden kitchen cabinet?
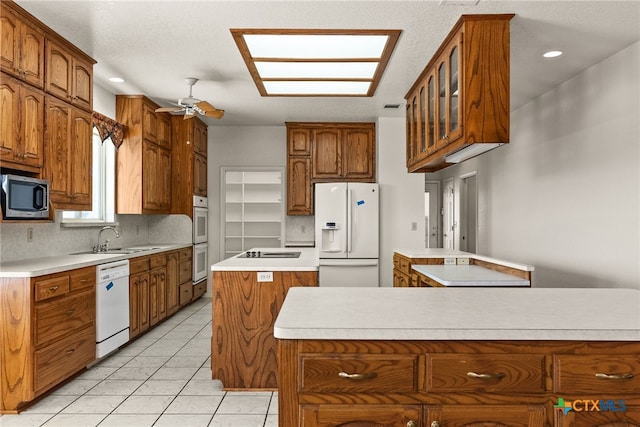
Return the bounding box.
[116,95,172,214]
[212,270,318,389]
[43,96,92,210]
[148,253,167,327]
[0,265,96,413]
[165,250,180,316]
[285,122,375,216]
[0,73,44,172]
[0,3,45,88]
[278,339,640,427]
[171,115,208,217]
[129,256,150,340]
[406,14,513,172]
[45,35,93,112]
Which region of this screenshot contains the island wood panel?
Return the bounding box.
[278,339,640,427]
[212,270,317,390]
[471,258,531,281]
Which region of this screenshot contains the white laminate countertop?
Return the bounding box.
[211,247,319,272]
[412,265,530,287]
[0,243,191,278]
[274,287,640,341]
[394,248,535,272]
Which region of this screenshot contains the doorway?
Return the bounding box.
[424,181,441,248]
[460,172,478,253]
[442,178,455,249]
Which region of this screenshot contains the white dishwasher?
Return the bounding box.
[96,259,130,358]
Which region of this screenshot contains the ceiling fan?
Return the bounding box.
[155,77,224,120]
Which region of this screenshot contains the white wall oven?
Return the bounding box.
[193,196,209,285]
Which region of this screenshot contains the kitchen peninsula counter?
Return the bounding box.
[275,287,640,426]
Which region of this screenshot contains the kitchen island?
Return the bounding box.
[210,247,318,390]
[275,287,640,426]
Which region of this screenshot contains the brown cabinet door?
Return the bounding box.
[193,152,207,197]
[288,127,311,156]
[426,405,546,427]
[342,126,375,180]
[300,404,422,427]
[0,9,20,77]
[20,82,44,167]
[158,147,171,210]
[165,251,179,316]
[68,108,92,207]
[44,96,71,203]
[142,141,171,213]
[45,38,72,102]
[156,112,172,150]
[0,75,21,165]
[193,119,207,156]
[287,157,312,215]
[71,56,92,111]
[312,128,341,179]
[129,273,141,339]
[142,101,157,142]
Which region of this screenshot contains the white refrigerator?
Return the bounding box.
[315,182,379,287]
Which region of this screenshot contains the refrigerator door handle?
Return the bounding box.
[347,188,352,253]
[319,261,379,267]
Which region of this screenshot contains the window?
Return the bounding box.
[62,128,116,224]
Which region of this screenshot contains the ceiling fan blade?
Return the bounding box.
[155,107,183,113]
[203,109,224,119]
[195,100,217,111]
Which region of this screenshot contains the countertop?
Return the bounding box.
[412,264,530,287]
[274,287,640,341]
[0,243,192,278]
[211,247,319,272]
[394,248,534,272]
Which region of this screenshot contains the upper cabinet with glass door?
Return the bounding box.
[405,14,514,173]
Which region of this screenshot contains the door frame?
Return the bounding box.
[424,180,442,248]
[459,171,478,253]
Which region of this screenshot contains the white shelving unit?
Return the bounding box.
[221,167,285,259]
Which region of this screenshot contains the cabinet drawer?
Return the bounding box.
[130,256,150,274]
[554,355,640,393]
[69,266,96,291]
[300,354,418,393]
[193,281,206,299]
[427,354,545,393]
[150,253,167,269]
[398,256,411,274]
[301,404,422,427]
[34,275,70,301]
[179,247,192,261]
[179,260,192,283]
[179,282,192,305]
[34,325,95,394]
[34,290,95,348]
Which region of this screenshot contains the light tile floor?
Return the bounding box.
[0,298,278,427]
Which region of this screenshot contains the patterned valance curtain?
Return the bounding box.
[92,111,125,149]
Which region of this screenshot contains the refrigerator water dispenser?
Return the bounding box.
[320,221,341,253]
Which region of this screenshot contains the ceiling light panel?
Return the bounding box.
[231,29,401,97]
[255,62,379,79]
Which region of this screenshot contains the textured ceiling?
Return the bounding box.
[14,0,640,126]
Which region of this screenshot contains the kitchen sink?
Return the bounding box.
[70,246,163,255]
[239,251,301,258]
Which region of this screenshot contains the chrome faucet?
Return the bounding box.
[94,226,120,253]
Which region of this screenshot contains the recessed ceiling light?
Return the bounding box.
[543,50,563,58]
[231,29,401,97]
[108,77,125,83]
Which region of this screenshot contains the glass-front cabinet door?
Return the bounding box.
[447,34,462,144]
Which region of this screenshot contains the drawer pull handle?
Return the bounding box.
[49,286,59,291]
[595,372,634,380]
[65,309,75,316]
[338,371,378,381]
[66,349,75,355]
[467,371,505,380]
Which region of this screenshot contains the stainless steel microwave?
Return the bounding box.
[1,174,50,219]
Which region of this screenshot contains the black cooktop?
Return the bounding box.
[239,251,301,258]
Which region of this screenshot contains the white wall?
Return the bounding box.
[377,117,427,286]
[433,41,640,289]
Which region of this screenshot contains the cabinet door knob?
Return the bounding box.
[431,422,442,427]
[407,421,418,427]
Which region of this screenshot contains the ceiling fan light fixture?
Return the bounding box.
[543,50,563,58]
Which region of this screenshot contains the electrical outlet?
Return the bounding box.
[257,271,273,282]
[457,258,469,265]
[27,228,33,242]
[411,222,418,231]
[444,257,456,265]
